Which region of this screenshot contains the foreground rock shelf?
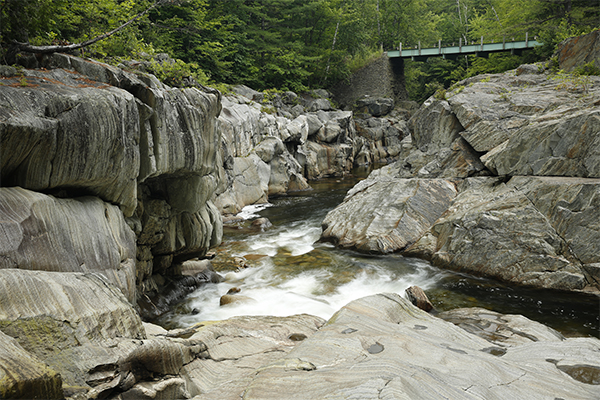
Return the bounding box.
[176,294,600,399]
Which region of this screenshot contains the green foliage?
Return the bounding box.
[550,69,593,93]
[1,0,598,95]
[147,58,209,87]
[574,61,600,77]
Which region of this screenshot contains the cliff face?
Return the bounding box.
[0,54,223,303]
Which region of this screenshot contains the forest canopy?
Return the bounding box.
[1,0,599,100]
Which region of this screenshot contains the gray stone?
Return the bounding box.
[427,177,589,291]
[183,314,325,399]
[0,187,137,302]
[0,330,62,400]
[447,71,600,178]
[355,97,394,117]
[321,177,457,253]
[236,294,600,400]
[0,70,141,216]
[409,98,463,152]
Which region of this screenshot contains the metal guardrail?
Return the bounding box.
[388,33,542,60]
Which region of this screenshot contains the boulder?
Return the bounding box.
[423,177,590,291]
[555,30,600,72]
[321,176,457,253]
[236,294,600,400]
[297,141,354,180]
[355,97,394,117]
[0,187,137,302]
[408,98,463,151]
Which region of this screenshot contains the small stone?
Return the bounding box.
[405,286,434,312]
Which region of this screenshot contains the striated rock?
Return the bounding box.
[0,331,62,400]
[323,49,600,292]
[182,314,325,398]
[321,176,457,253]
[408,98,463,151]
[0,68,141,216]
[447,71,600,178]
[481,107,600,178]
[555,30,600,72]
[236,294,600,400]
[0,187,137,302]
[0,269,145,388]
[426,177,590,291]
[0,53,224,301]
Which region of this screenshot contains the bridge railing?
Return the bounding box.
[393,33,540,58]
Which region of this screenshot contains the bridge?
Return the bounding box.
[387,33,542,62]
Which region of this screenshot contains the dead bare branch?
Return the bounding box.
[12,0,169,54]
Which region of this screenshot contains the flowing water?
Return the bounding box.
[159,173,600,338]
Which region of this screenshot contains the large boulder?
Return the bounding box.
[421,177,590,291]
[555,29,600,72]
[355,97,394,117]
[236,294,600,399]
[0,187,137,302]
[321,176,457,253]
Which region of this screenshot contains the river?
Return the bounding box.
[158,172,599,338]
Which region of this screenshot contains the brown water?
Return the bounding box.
[160,173,600,338]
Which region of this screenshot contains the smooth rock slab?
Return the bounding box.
[183,314,325,399]
[0,187,137,301]
[239,294,600,400]
[321,176,457,253]
[426,177,590,291]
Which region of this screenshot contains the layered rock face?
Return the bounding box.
[0,54,226,398]
[0,54,223,301]
[213,88,409,214]
[321,41,600,293]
